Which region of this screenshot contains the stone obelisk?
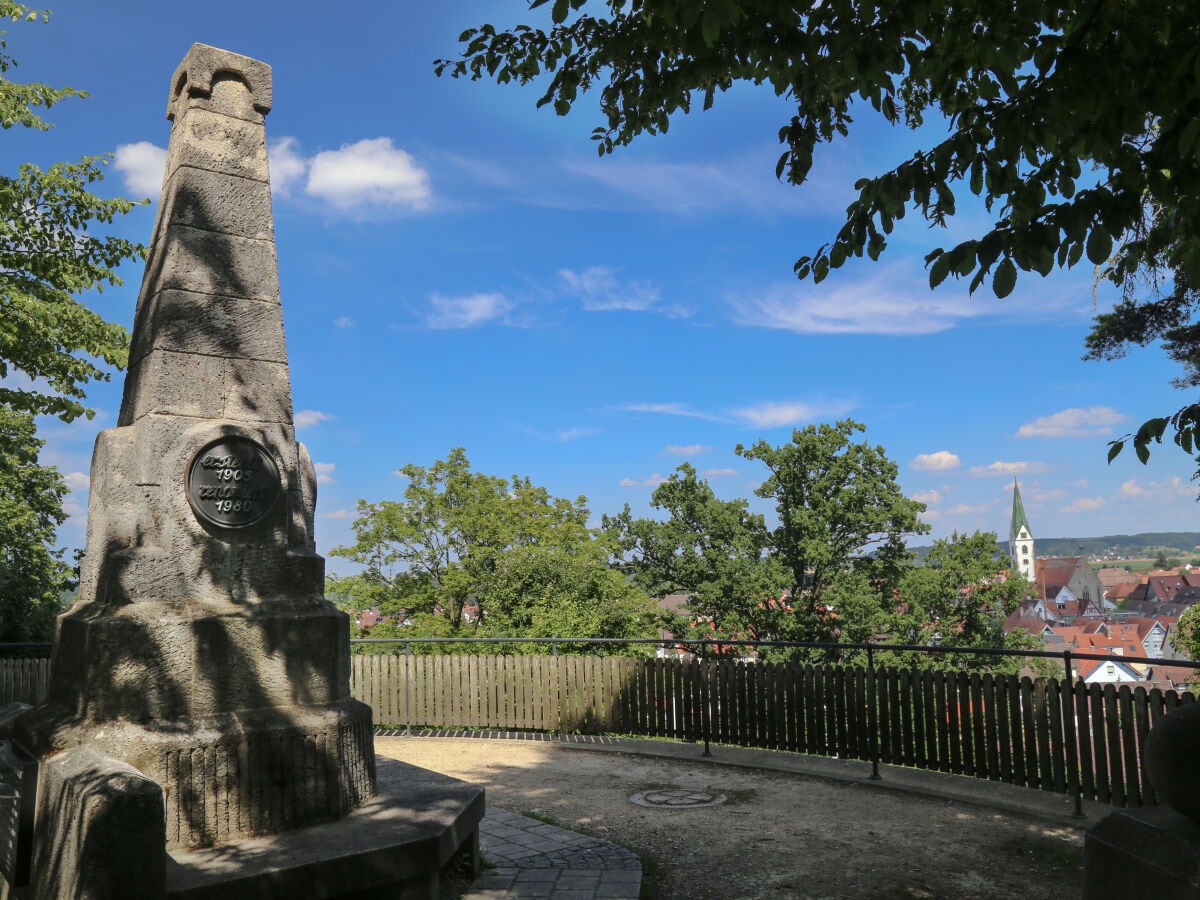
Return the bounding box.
[17,43,374,850]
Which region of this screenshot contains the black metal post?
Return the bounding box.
[1062,650,1084,818]
[700,656,712,757]
[868,643,881,780]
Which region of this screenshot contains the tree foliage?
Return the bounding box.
[890,530,1034,672]
[0,405,71,641]
[331,448,660,648]
[736,419,928,639]
[437,1,1200,472]
[604,463,789,640]
[0,3,142,423]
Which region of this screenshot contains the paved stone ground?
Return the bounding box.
[464,808,641,899]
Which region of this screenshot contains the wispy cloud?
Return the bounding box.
[1016,406,1129,438]
[730,400,853,429]
[560,266,690,317]
[556,427,597,442]
[268,136,308,196]
[703,467,738,478]
[313,462,337,484]
[620,474,668,488]
[306,137,431,212]
[623,403,726,422]
[729,266,976,336]
[559,145,845,216]
[64,471,90,492]
[666,444,708,456]
[1061,496,1106,513]
[1119,476,1195,500]
[114,141,167,197]
[424,293,513,329]
[911,451,961,472]
[325,509,355,520]
[295,410,334,429]
[968,460,1053,477]
[334,316,355,328]
[911,489,943,504]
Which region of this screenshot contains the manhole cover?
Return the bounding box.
[629,789,727,809]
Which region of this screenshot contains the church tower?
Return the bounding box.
[1009,476,1035,581]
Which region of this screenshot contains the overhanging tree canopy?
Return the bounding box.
[0,2,142,424]
[437,1,1200,469]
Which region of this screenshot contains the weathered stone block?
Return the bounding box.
[165,103,270,184]
[128,289,288,370]
[158,166,275,241]
[20,748,165,900]
[120,350,226,424]
[222,358,294,423]
[150,224,280,302]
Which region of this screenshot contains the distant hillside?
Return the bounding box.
[911,533,1200,561]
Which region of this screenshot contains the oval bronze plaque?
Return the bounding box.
[186,436,281,529]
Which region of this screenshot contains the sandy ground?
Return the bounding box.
[375,736,1086,899]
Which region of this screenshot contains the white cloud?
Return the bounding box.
[556,427,597,442]
[703,467,738,478]
[666,444,707,456]
[64,471,90,491]
[944,502,991,517]
[620,474,668,488]
[911,489,943,505]
[560,266,689,317]
[334,316,355,328]
[325,509,355,520]
[731,400,853,429]
[624,403,726,422]
[729,267,984,336]
[1061,496,1106,513]
[306,138,431,211]
[911,451,961,472]
[1119,476,1195,501]
[295,410,334,429]
[268,136,308,196]
[1016,406,1129,439]
[424,293,513,329]
[1119,479,1145,498]
[313,462,336,484]
[114,141,167,197]
[968,460,1053,477]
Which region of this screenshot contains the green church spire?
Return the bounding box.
[1010,477,1031,542]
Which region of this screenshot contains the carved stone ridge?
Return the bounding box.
[168,43,272,121]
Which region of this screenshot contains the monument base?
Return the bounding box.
[1083,806,1200,898]
[166,759,484,900]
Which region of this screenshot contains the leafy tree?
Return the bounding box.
[332,448,644,643]
[735,419,928,641]
[0,405,71,641]
[437,1,1200,471]
[888,531,1033,673]
[476,544,663,653]
[603,463,789,641]
[1154,551,1172,570]
[0,3,143,424]
[1174,604,1200,662]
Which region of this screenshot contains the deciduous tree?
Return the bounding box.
[332,448,652,646]
[736,419,928,640]
[604,463,789,640]
[0,405,71,641]
[437,1,1200,472]
[0,3,143,424]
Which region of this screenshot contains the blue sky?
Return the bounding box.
[9,1,1199,570]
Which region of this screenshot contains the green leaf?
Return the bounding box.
[928,252,950,288]
[1086,226,1112,265]
[1106,440,1124,463]
[993,258,1017,298]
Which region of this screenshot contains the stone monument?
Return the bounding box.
[0,44,482,899]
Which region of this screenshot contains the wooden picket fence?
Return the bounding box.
[350,653,1195,809]
[0,658,50,708]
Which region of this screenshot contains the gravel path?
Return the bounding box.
[375,735,1086,899]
